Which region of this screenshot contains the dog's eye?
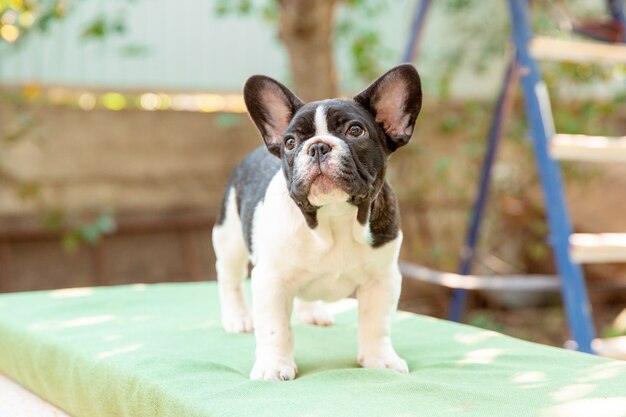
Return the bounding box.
[284,136,297,150]
[346,124,365,138]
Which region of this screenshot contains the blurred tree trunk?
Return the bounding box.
[277,0,338,101]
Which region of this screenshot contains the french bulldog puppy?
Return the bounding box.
[212,64,422,381]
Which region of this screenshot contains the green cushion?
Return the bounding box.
[1,282,625,417]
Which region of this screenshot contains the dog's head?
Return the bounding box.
[243,64,422,228]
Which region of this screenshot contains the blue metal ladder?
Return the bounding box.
[402,0,626,354]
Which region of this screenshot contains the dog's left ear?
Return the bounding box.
[354,64,422,152]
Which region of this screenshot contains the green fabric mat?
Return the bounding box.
[1,282,625,417]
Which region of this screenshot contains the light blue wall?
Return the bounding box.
[0,0,513,98]
[0,0,290,91]
[0,0,421,92]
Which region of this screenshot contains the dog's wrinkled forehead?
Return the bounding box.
[286,99,377,139]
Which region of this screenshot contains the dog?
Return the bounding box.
[212,64,422,381]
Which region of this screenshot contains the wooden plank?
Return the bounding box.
[592,336,626,360]
[570,233,626,263]
[399,262,560,291]
[92,242,111,286]
[530,37,626,65]
[550,134,626,162]
[0,240,12,289]
[180,230,203,281]
[0,210,215,240]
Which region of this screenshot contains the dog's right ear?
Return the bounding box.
[243,75,304,157]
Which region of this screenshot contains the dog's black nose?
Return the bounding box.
[308,142,331,161]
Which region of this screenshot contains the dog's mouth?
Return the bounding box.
[288,152,376,214]
[306,161,330,176]
[302,163,341,192]
[306,172,349,207]
[310,173,336,193]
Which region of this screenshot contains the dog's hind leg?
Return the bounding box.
[212,188,253,333]
[295,299,335,326]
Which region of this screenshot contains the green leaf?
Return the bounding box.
[440,113,462,133]
[112,19,126,34]
[435,157,451,176]
[17,181,41,201]
[603,327,626,338]
[216,113,241,128]
[119,44,150,57]
[62,232,81,253]
[42,210,65,231]
[469,314,506,333]
[79,224,100,244]
[82,16,106,39]
[96,214,116,233]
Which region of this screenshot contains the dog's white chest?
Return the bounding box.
[252,173,401,302]
[296,270,367,301]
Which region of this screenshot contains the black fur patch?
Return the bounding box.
[216,147,281,252]
[368,181,400,247]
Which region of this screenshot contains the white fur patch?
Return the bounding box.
[212,188,254,334]
[308,178,350,207]
[252,171,401,301]
[353,219,373,245]
[314,103,329,136]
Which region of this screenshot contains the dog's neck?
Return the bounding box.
[305,201,373,248]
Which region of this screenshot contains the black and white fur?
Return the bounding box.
[212,65,422,381]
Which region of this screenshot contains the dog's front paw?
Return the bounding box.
[358,348,409,374]
[250,356,298,381]
[221,311,254,334]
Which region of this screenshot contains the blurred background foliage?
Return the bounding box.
[0,0,127,249]
[0,0,623,258]
[0,0,625,342]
